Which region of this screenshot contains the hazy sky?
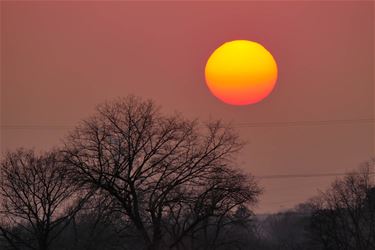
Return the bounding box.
[1,1,374,213]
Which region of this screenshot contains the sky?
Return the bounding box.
[1,1,374,213]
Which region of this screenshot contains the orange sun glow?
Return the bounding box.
[205,40,278,105]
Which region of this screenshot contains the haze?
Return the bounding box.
[1,1,374,213]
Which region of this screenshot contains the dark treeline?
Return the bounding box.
[259,165,375,250]
[0,96,374,250]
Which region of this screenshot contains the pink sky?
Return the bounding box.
[1,1,374,213]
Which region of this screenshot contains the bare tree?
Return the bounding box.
[308,165,375,250]
[63,96,261,250]
[0,149,85,250]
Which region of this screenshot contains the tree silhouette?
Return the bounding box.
[308,166,375,250]
[0,150,86,250]
[63,96,261,250]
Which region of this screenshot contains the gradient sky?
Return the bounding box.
[1,1,374,213]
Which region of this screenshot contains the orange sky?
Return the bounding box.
[1,1,374,213]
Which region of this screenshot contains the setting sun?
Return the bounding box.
[205,40,278,105]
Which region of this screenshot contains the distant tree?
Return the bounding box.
[164,181,259,250]
[0,150,86,250]
[308,165,375,250]
[261,208,311,250]
[56,192,131,250]
[207,205,261,250]
[63,96,261,250]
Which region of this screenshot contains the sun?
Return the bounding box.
[205,40,278,105]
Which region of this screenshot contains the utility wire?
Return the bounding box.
[235,118,374,128]
[256,172,375,179]
[1,118,374,130]
[0,125,73,130]
[2,121,374,180]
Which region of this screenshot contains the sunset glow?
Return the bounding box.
[205,40,278,105]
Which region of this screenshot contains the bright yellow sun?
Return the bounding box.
[205,40,278,105]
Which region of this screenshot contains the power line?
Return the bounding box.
[235,118,374,128]
[260,199,302,206]
[1,118,374,130]
[0,125,74,130]
[256,172,375,179]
